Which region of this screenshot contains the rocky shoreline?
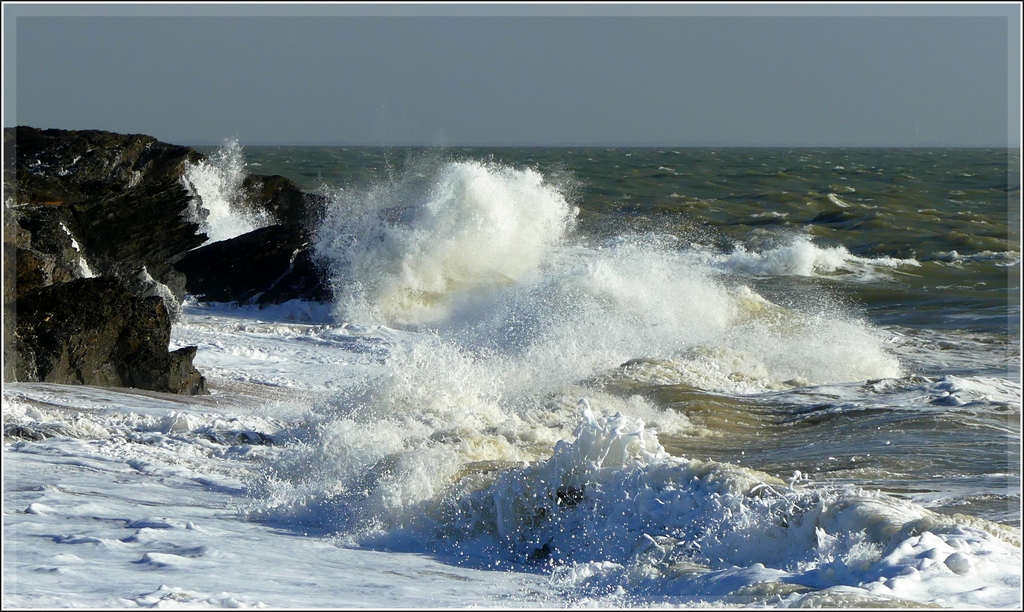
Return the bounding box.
[3,126,332,394]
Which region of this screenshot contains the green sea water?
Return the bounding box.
[197,144,1021,527]
[215,145,1019,338]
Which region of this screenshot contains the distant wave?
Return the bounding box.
[704,235,921,280]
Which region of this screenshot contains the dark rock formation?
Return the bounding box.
[174,172,332,305]
[5,126,207,300]
[106,261,186,321]
[240,174,327,232]
[10,204,93,300]
[4,423,54,442]
[14,277,206,394]
[3,127,222,392]
[5,127,327,304]
[258,244,331,305]
[4,126,332,392]
[174,224,331,305]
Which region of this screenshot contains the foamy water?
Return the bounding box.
[181,139,269,244]
[316,157,575,325]
[706,234,921,280]
[252,156,1015,606]
[5,148,1019,608]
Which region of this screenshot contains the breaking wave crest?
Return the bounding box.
[245,153,1022,606]
[707,235,921,280]
[315,157,575,325]
[182,139,269,244]
[258,154,908,522]
[253,402,1020,607]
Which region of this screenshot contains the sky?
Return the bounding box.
[3,3,1021,147]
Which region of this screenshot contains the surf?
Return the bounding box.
[254,154,910,530]
[182,138,270,244]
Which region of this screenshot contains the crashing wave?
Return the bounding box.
[181,139,269,245]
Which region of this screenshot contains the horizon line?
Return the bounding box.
[181,141,1019,149]
[4,125,1016,149]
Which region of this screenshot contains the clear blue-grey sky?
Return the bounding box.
[3,3,1021,147]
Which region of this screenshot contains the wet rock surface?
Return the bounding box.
[5,126,331,392]
[239,173,327,232]
[6,126,207,292]
[10,204,90,298]
[5,126,325,301]
[174,224,331,305]
[14,277,207,395]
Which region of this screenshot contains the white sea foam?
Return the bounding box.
[827,192,859,208]
[4,384,555,607]
[935,249,1022,267]
[254,156,911,562]
[58,222,95,278]
[133,265,183,321]
[182,139,268,245]
[9,150,1018,609]
[276,155,1006,606]
[313,160,903,393]
[315,157,575,326]
[706,235,920,280]
[354,406,1022,607]
[6,302,1015,608]
[254,268,900,538]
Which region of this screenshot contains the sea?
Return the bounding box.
[3,143,1021,608]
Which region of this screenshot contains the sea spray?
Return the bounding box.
[255,154,909,541]
[182,138,269,244]
[295,404,1016,607]
[241,151,1018,608]
[315,156,576,325]
[7,146,1018,609]
[317,155,902,386]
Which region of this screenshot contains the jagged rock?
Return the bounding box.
[174,224,331,305]
[10,204,94,299]
[5,126,207,298]
[3,204,19,382]
[4,126,331,391]
[4,424,49,442]
[14,277,207,395]
[257,246,331,305]
[240,174,327,231]
[204,430,275,446]
[6,127,326,298]
[72,174,206,290]
[166,346,207,397]
[106,261,185,321]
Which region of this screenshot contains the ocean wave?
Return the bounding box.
[250,155,906,530]
[181,139,269,245]
[932,250,1021,267]
[827,193,851,207]
[315,157,575,326]
[238,152,1018,606]
[358,406,1021,607]
[703,235,921,280]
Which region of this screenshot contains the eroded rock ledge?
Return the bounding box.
[15,277,207,394]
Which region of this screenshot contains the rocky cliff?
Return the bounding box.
[4,126,333,394]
